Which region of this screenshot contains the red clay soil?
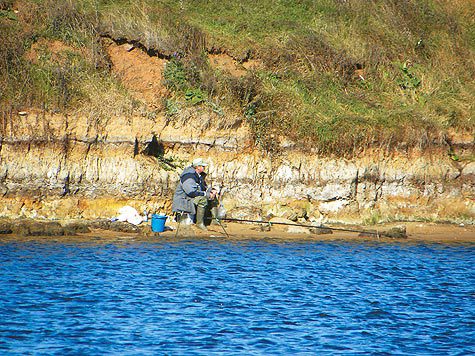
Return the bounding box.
[104,39,168,108]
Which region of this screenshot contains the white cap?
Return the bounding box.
[192,158,208,167]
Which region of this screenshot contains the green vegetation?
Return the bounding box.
[1,0,473,154]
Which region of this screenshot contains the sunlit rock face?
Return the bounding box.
[0,111,473,224]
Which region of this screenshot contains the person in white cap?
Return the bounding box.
[171,158,217,230]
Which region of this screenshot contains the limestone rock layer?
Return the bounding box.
[1,111,474,223]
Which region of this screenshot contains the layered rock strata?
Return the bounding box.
[1,110,474,224]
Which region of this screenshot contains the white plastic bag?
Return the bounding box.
[117,205,145,225]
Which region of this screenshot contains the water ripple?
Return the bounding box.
[0,239,473,354]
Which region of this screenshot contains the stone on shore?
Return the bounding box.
[0,221,13,234]
[13,220,65,236]
[384,225,407,238]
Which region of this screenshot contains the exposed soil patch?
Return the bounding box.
[23,35,263,111]
[208,53,263,77]
[25,39,81,64]
[103,38,168,108]
[209,53,247,77]
[242,58,263,71]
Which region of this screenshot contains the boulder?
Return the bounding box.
[383,225,407,238]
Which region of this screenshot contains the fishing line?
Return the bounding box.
[220,217,385,237]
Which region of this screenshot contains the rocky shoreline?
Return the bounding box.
[1,218,474,243]
[0,218,146,237]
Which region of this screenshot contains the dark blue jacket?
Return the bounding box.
[172,166,207,214]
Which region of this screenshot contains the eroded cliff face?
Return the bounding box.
[1,39,474,224]
[1,107,474,224]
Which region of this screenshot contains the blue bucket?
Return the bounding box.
[151,214,167,232]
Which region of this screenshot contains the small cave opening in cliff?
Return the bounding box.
[141,135,164,158]
[139,135,177,169]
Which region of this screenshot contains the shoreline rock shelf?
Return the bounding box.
[0,219,473,243]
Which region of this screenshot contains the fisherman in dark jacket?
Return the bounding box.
[172,158,217,230]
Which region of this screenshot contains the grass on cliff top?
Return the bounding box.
[1,0,474,155]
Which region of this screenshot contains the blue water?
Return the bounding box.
[0,237,473,355]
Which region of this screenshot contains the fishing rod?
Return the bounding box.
[217,219,230,238]
[212,185,385,238]
[220,217,384,238]
[213,186,230,238]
